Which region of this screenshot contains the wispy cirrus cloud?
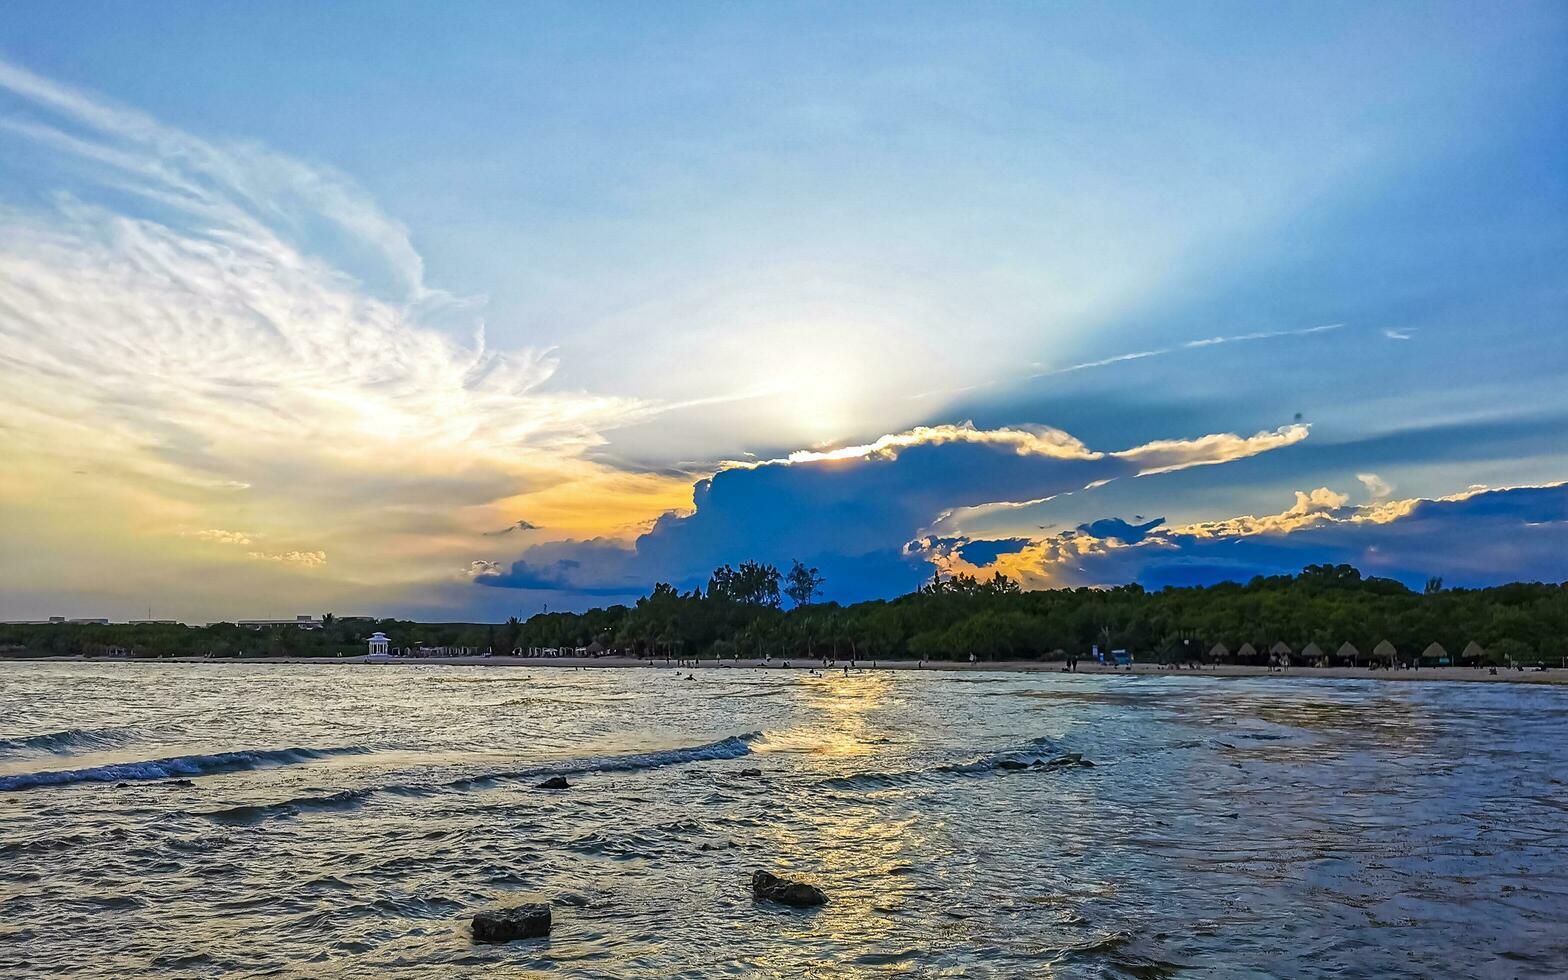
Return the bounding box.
[0,58,687,616]
[247,550,329,568]
[183,528,255,547]
[908,323,1346,403]
[1028,323,1343,379]
[180,528,329,570]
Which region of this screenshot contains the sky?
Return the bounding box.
[0,1,1564,623]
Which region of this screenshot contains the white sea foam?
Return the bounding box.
[199,732,762,823]
[0,745,371,791]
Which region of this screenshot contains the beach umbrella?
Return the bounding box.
[1236,642,1258,664]
[1269,641,1293,666]
[1301,642,1325,664]
[1422,642,1447,666]
[1373,640,1397,665]
[1461,640,1486,665]
[1209,642,1230,662]
[1336,642,1360,666]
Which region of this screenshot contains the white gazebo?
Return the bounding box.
[367,632,392,661]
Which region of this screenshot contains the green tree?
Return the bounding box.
[785,560,826,608]
[707,560,782,606]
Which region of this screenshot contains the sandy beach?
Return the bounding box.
[21,653,1568,685]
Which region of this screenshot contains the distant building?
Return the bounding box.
[1,616,110,625]
[234,615,323,630]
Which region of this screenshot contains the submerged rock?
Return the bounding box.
[535,776,571,790]
[1033,753,1093,769]
[472,903,552,942]
[737,767,763,777]
[751,869,827,907]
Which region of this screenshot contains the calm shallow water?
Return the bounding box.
[1,662,1564,978]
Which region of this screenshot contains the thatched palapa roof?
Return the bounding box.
[1236,642,1258,659]
[1461,641,1486,662]
[1270,641,1293,656]
[1373,640,1398,661]
[1336,642,1359,660]
[1209,643,1230,660]
[1422,642,1447,661]
[1301,642,1325,660]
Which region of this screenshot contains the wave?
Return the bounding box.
[816,737,1094,790]
[0,827,133,858]
[200,788,384,824]
[0,745,372,792]
[445,731,760,790]
[197,732,761,824]
[0,728,130,755]
[1048,930,1189,978]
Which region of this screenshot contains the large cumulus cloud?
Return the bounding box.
[970,483,1568,590]
[476,421,1308,602]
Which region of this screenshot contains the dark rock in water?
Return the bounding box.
[737,767,763,777]
[751,869,827,907]
[472,903,552,942]
[115,781,130,788]
[162,779,197,787]
[1033,753,1094,770]
[997,758,1030,771]
[535,776,570,790]
[699,839,738,852]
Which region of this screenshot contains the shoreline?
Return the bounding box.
[7,654,1568,685]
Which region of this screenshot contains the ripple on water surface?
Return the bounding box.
[1,662,1566,978]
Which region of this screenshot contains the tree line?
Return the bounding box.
[2,564,1564,665]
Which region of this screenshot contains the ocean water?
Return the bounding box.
[1,662,1564,978]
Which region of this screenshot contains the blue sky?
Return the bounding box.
[0,2,1563,620]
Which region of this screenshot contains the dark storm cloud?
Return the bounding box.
[1038,484,1568,590]
[474,422,1309,604]
[955,538,1033,567]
